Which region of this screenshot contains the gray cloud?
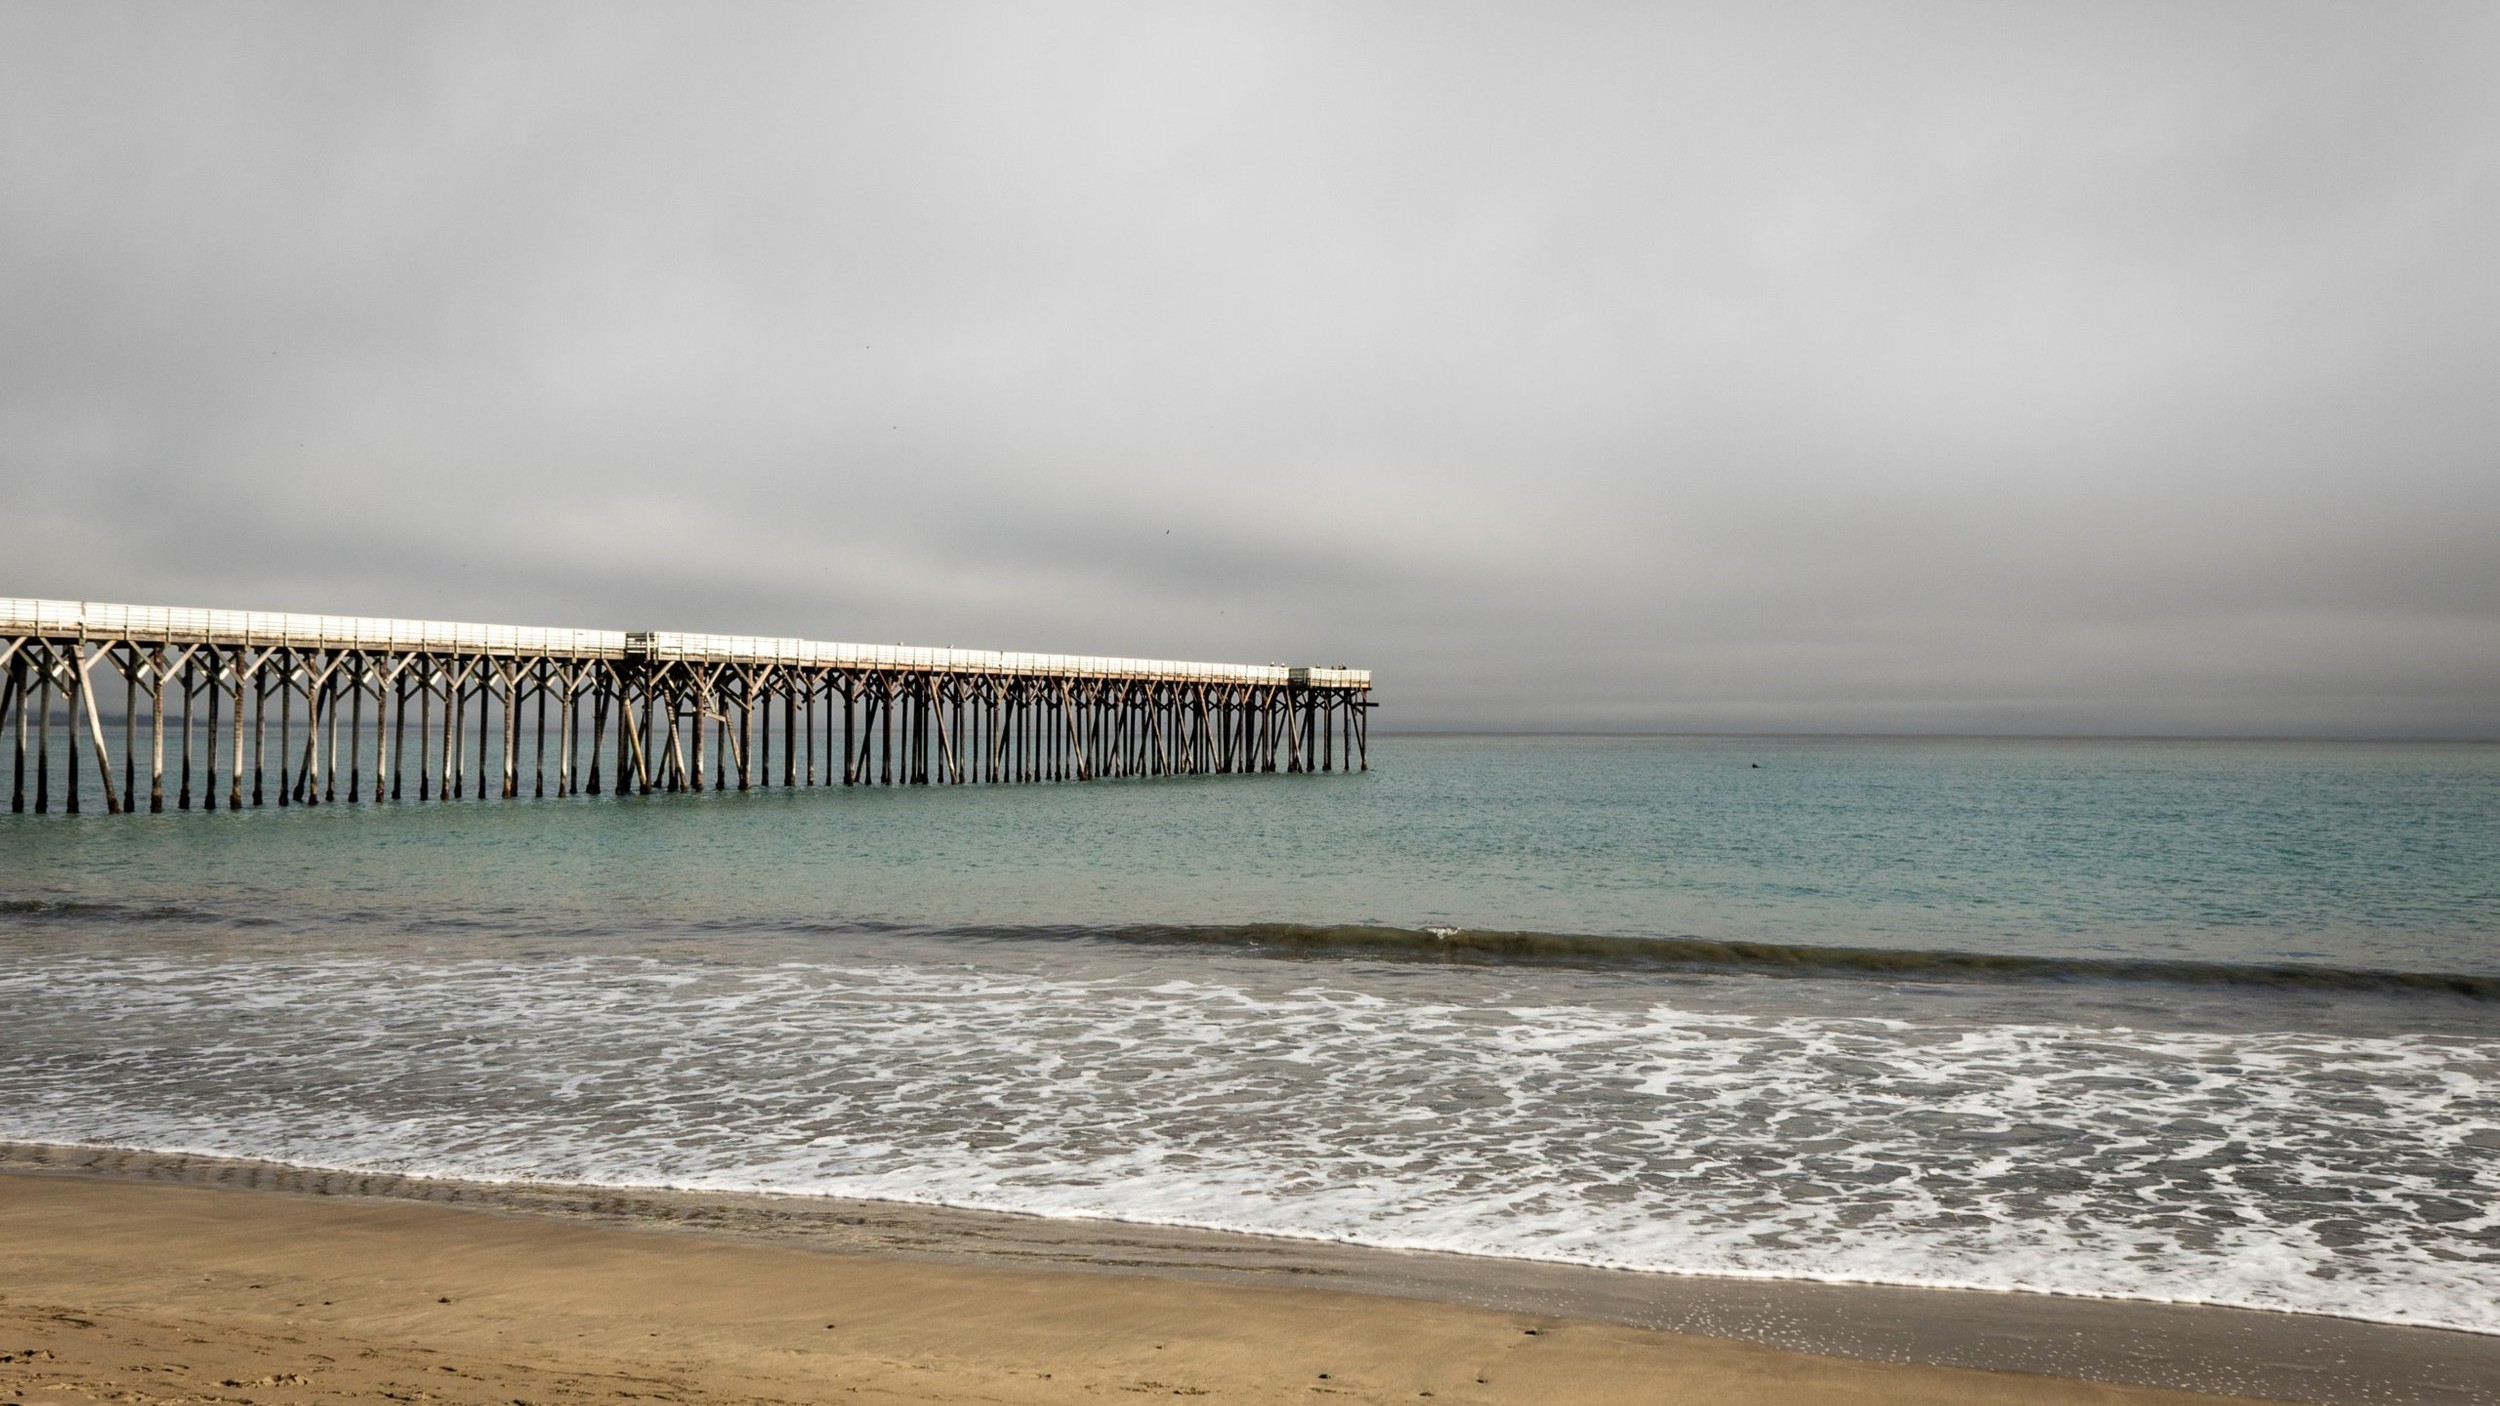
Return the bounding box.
[5,1,2496,734]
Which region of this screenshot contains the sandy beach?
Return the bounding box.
[0,1171,2229,1406]
[5,1147,2493,1406]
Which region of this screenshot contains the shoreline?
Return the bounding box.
[6,1142,2495,1405]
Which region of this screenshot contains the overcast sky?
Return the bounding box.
[5,3,2496,734]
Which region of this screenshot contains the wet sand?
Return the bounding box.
[4,1144,2495,1406]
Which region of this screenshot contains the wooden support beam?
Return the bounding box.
[36,654,54,812]
[499,662,519,800]
[177,653,195,810]
[554,662,575,798]
[77,643,122,814]
[446,662,463,800]
[417,663,436,801]
[586,671,608,797]
[66,654,82,812]
[380,663,400,802]
[628,687,655,794]
[4,655,22,813]
[465,664,484,800]
[119,646,136,808]
[252,662,267,807]
[542,661,557,797]
[346,656,365,804]
[664,689,688,792]
[320,660,338,803]
[933,679,961,785]
[228,655,247,810]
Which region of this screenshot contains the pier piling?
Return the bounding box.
[0,599,1372,815]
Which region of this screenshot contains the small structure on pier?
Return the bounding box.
[0,598,1372,814]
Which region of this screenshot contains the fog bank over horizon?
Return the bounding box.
[5,3,2496,737]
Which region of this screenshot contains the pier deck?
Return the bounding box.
[0,599,1370,814]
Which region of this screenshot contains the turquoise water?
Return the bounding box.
[4,736,2497,1330]
[6,736,2496,975]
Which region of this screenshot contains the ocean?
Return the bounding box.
[2,735,2494,1334]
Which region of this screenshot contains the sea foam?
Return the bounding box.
[2,941,2493,1333]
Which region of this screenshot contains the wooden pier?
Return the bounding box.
[0,599,1371,814]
